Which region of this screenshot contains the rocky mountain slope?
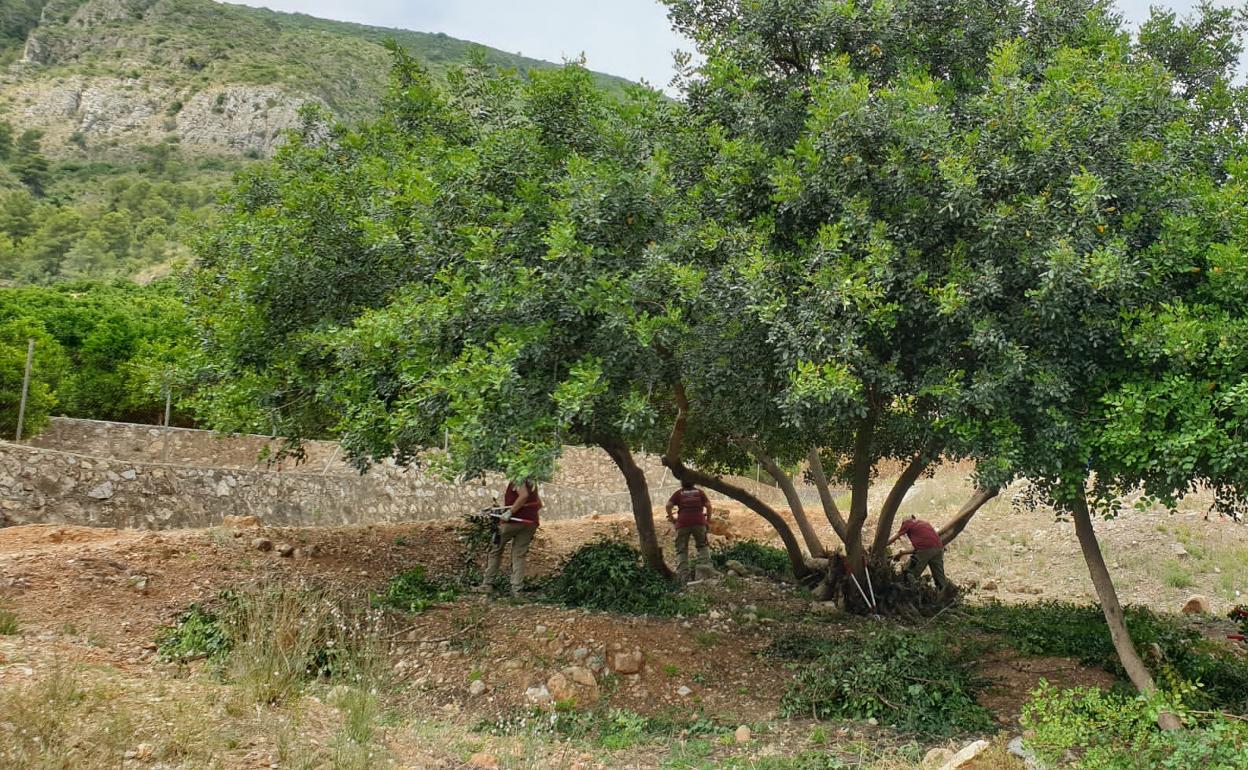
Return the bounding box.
[1,0,633,159]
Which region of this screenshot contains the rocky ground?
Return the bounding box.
[0,468,1245,769]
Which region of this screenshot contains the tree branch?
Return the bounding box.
[870,451,932,556]
[740,438,826,558]
[938,487,998,546]
[807,447,849,544]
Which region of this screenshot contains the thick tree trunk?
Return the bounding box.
[664,385,811,579]
[601,440,673,578]
[938,487,998,546]
[744,440,826,558]
[807,448,848,545]
[1070,487,1182,731]
[869,453,930,557]
[842,416,876,571]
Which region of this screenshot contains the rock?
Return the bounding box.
[922,748,955,769]
[734,725,752,744]
[608,649,645,675]
[252,538,273,552]
[566,666,596,688]
[547,672,575,702]
[676,685,693,697]
[1181,595,1211,615]
[938,739,990,770]
[571,646,590,661]
[586,655,605,674]
[467,752,500,769]
[1172,543,1189,559]
[124,743,154,761]
[867,717,878,726]
[809,601,841,616]
[980,579,998,591]
[535,624,548,635]
[467,679,486,696]
[1145,642,1164,665]
[120,469,137,480]
[127,574,148,593]
[1007,736,1045,770]
[222,514,261,529]
[276,543,295,558]
[86,481,114,500]
[525,684,552,706]
[725,559,750,577]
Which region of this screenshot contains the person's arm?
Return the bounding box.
[887,531,904,546]
[508,484,530,515]
[702,493,713,520]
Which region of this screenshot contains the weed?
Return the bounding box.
[1023,682,1248,769]
[155,603,231,662]
[964,601,1248,712]
[780,627,993,737]
[694,631,719,648]
[663,663,680,677]
[1163,561,1194,589]
[0,605,18,635]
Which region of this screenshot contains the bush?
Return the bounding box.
[0,605,18,635]
[371,566,456,613]
[542,539,698,615]
[155,603,230,662]
[780,627,993,736]
[712,540,792,577]
[1022,682,1248,769]
[964,601,1248,712]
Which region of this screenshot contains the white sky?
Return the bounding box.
[229,1,1243,91]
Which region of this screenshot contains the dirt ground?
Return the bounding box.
[0,467,1245,769]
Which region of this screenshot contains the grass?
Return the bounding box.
[0,604,18,635]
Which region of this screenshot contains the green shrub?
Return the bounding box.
[155,603,230,662]
[964,601,1248,712]
[763,632,840,662]
[371,566,456,613]
[1022,682,1248,769]
[712,540,792,577]
[781,627,993,736]
[542,539,699,616]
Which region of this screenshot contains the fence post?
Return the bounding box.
[15,338,34,442]
[160,385,172,462]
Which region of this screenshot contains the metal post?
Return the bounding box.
[14,338,34,441]
[160,385,172,463]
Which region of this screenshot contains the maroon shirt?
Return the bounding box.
[667,487,710,530]
[504,482,541,526]
[898,518,942,551]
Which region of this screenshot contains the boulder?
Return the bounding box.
[276,543,295,558]
[86,482,114,500]
[608,648,645,675]
[922,748,954,769]
[252,537,273,552]
[566,666,596,688]
[938,739,989,770]
[524,684,552,706]
[1181,595,1212,615]
[467,679,486,696]
[725,559,750,577]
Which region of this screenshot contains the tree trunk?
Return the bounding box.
[602,440,673,578]
[870,452,930,557]
[842,416,875,571]
[1070,487,1182,731]
[938,487,998,546]
[664,385,811,579]
[744,439,826,558]
[807,448,848,545]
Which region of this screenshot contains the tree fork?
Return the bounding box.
[741,438,827,558]
[869,451,931,556]
[664,385,811,579]
[938,487,998,546]
[842,414,876,570]
[1070,486,1182,731]
[601,439,673,578]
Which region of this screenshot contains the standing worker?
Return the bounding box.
[887,514,950,592]
[666,480,716,582]
[477,478,541,597]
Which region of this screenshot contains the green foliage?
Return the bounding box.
[370,566,456,614]
[964,601,1248,712]
[0,282,192,425]
[480,706,730,748]
[543,539,698,616]
[154,603,231,662]
[711,540,792,577]
[1022,682,1248,769]
[780,627,993,737]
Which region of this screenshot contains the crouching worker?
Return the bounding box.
[478,479,541,597]
[888,514,949,592]
[666,480,717,582]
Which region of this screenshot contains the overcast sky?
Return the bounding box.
[231,1,1242,90]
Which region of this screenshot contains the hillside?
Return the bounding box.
[0,0,635,284]
[2,0,633,158]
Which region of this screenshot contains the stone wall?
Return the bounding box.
[7,418,797,530]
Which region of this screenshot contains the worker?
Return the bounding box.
[888,514,949,591]
[666,480,716,582]
[477,478,541,597]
